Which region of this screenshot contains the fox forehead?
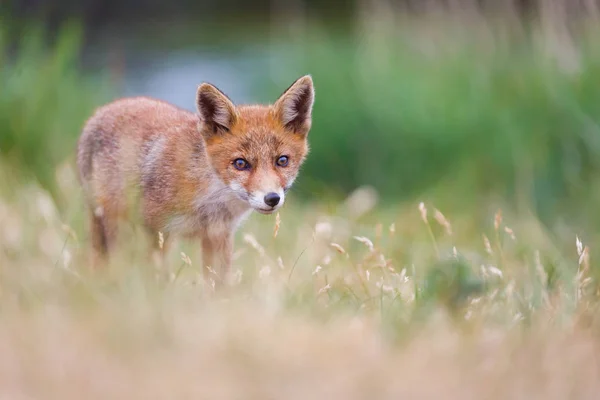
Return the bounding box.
[235,105,283,131]
[208,105,284,140]
[205,105,308,159]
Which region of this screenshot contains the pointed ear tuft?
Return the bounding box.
[196,83,237,133]
[274,75,315,136]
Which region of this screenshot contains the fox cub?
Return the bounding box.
[77,75,315,282]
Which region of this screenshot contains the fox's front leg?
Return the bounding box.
[201,232,233,287]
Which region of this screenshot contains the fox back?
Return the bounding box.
[77,75,314,273]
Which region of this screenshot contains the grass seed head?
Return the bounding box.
[434,208,452,235]
[494,209,503,231]
[353,236,374,252]
[273,212,281,238]
[180,252,192,266]
[330,243,346,254]
[243,233,266,257]
[487,265,503,278]
[318,284,331,295]
[206,265,219,277]
[504,227,516,240]
[61,224,78,242]
[578,246,589,268]
[418,202,428,224]
[158,231,164,250]
[483,234,493,255]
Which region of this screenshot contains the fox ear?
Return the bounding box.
[196,83,237,133]
[274,75,315,136]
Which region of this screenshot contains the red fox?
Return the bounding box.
[77,75,314,283]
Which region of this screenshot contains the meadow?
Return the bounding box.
[2,5,600,398]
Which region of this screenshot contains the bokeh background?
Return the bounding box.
[3,0,600,228]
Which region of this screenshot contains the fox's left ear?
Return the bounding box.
[274,75,315,136]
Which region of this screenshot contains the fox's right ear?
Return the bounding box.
[196,83,237,134]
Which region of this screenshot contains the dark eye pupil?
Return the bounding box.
[278,156,288,166]
[234,159,248,169]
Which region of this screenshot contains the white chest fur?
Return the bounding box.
[163,181,251,238]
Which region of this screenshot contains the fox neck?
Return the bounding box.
[194,178,251,217]
[164,139,252,236]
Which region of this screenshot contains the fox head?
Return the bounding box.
[196,75,314,214]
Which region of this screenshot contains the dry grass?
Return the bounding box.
[1,161,600,399]
[1,302,600,399]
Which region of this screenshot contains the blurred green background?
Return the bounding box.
[2,0,600,229]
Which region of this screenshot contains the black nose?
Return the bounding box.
[264,192,280,207]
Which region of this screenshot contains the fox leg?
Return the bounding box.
[201,233,233,287]
[89,206,118,267]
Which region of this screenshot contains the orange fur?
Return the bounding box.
[77,75,315,283]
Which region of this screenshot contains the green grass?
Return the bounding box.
[0,21,110,204]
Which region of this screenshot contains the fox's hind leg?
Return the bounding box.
[90,212,108,258]
[89,206,118,267]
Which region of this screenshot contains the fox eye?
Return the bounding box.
[233,158,250,171]
[276,155,289,167]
